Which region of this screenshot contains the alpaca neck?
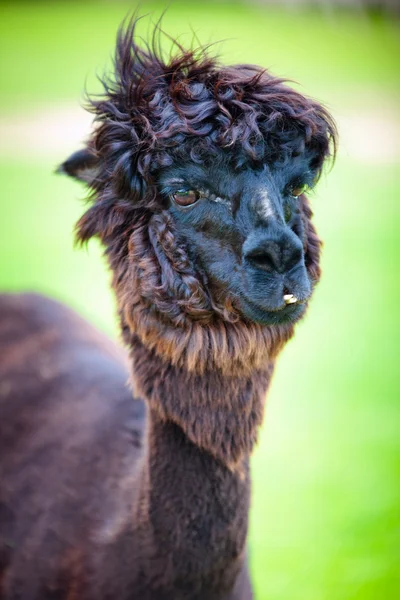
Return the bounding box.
[130,406,251,596]
[128,335,275,593]
[129,333,275,469]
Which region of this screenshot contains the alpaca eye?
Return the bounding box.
[172,190,200,206]
[290,183,308,198]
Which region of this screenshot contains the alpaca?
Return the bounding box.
[0,18,336,600]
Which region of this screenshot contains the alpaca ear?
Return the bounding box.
[57,148,100,185]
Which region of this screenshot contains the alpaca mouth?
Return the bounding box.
[239,293,306,325]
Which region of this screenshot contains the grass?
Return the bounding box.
[1,1,399,111]
[1,2,399,599]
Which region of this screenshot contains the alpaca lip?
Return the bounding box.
[239,293,305,326]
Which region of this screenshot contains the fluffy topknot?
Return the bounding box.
[78,16,336,211]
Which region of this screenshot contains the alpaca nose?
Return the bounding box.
[243,233,303,274]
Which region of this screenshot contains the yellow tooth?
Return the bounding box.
[283,294,298,304]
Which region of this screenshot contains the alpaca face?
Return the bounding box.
[158,148,317,325]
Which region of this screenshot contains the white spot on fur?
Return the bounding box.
[256,190,275,221]
[212,196,232,209]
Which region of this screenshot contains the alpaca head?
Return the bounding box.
[61,18,336,374]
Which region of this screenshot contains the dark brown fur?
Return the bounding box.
[0,294,254,599]
[0,16,336,600]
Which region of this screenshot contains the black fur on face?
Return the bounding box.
[158,142,323,325]
[60,16,337,329]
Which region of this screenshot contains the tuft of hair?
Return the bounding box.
[64,14,337,245]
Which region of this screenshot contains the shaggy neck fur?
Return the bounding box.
[123,326,280,468]
[109,210,298,467]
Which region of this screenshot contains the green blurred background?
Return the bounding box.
[0,1,399,598]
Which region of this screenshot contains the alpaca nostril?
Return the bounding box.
[245,243,280,273]
[283,245,303,272]
[244,239,303,274]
